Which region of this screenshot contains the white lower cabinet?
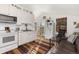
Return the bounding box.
[19,31,36,45]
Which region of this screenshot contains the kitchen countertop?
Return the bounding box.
[18,30,35,33]
[0,31,17,36]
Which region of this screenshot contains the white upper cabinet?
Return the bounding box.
[0,4,9,15]
[16,9,34,24]
[20,10,26,23]
[8,5,17,16]
[0,4,34,24]
[16,9,23,25]
[26,12,34,23]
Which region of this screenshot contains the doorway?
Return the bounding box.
[56,17,67,41]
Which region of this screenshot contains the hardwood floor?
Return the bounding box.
[3,39,77,54]
[3,39,53,54]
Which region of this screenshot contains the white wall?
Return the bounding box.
[51,15,79,37]
[36,13,79,37]
[67,16,79,37]
[20,4,79,18]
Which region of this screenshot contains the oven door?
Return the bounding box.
[0,32,17,47]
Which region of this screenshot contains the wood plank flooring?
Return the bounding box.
[3,39,53,54]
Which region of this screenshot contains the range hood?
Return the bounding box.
[0,14,17,24]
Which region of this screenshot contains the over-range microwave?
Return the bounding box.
[0,14,17,24]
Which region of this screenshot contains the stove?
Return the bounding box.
[0,24,18,53]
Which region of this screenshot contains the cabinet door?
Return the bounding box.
[21,11,34,23]
[0,4,9,15]
[19,32,31,45]
[8,5,22,25]
[19,32,36,45]
[24,12,34,23]
[27,32,36,42]
[16,9,23,25]
[20,11,26,23]
[8,5,17,16]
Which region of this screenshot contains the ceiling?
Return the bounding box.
[19,4,79,17]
